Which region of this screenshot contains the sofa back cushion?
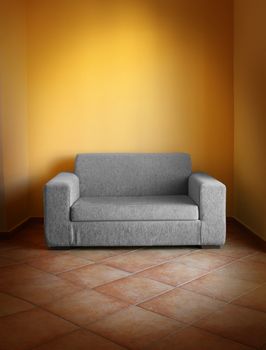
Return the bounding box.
[75,153,191,196]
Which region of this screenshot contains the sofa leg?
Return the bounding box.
[201,245,222,249]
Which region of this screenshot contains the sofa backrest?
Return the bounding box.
[75,153,191,196]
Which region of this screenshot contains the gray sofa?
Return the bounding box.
[44,153,226,248]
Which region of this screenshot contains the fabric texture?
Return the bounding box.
[71,195,199,222]
[44,172,79,247]
[71,220,201,246]
[75,153,191,196]
[44,155,226,247]
[188,172,226,245]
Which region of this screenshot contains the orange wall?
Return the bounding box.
[0,0,29,231]
[27,0,234,216]
[234,0,266,240]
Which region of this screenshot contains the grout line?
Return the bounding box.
[91,250,266,314]
[28,249,197,289]
[0,305,37,319]
[227,281,266,307]
[178,280,262,304]
[221,300,266,315]
[101,248,197,273]
[139,294,260,350]
[1,244,260,315]
[24,260,94,276]
[87,257,250,321]
[28,329,80,350]
[0,297,149,350]
[1,227,265,350]
[140,324,190,350]
[85,250,199,289]
[66,247,140,261]
[192,324,259,349]
[34,303,131,350]
[0,254,237,348]
[21,247,142,277]
[0,275,89,311]
[1,250,263,323]
[80,326,131,350]
[147,322,258,350]
[99,246,196,262]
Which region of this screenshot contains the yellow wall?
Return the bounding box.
[234,0,266,240]
[2,0,265,241]
[27,0,234,216]
[0,0,29,231]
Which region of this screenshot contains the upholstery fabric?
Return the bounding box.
[75,153,191,196]
[71,220,201,246]
[44,154,226,247]
[188,173,226,245]
[71,195,199,222]
[44,172,79,246]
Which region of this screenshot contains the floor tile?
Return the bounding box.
[67,248,134,261]
[1,221,265,350]
[0,292,34,317]
[243,252,266,264]
[215,260,266,283]
[0,240,20,251]
[27,254,92,274]
[0,245,51,262]
[96,276,172,304]
[59,263,129,288]
[4,274,82,305]
[195,304,266,348]
[104,248,192,273]
[139,288,225,324]
[174,251,234,271]
[136,261,206,286]
[0,256,17,267]
[147,326,253,350]
[232,284,266,312]
[87,305,183,350]
[135,247,194,262]
[204,241,261,259]
[0,264,52,290]
[33,329,125,350]
[181,272,260,301]
[43,289,128,325]
[0,308,77,350]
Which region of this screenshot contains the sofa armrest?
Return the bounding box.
[188,173,226,245]
[44,172,79,247]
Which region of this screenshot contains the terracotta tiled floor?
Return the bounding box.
[0,221,265,349]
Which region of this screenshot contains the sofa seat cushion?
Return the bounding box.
[71,195,199,222]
